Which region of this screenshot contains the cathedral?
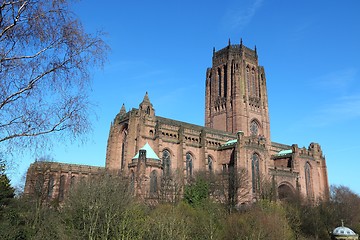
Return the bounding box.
[25,40,330,204]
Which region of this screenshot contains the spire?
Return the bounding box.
[213,47,215,55]
[119,103,126,116]
[228,38,231,46]
[139,91,154,116]
[240,38,243,46]
[142,91,150,104]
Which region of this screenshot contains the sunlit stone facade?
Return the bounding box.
[25,40,330,204]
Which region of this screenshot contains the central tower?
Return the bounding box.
[205,39,270,142]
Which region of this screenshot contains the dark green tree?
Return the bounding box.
[0,160,15,206]
[183,173,209,207]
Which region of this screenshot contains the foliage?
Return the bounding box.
[0,0,109,154]
[0,160,15,206]
[1,180,360,240]
[62,175,136,239]
[183,173,209,207]
[222,200,295,240]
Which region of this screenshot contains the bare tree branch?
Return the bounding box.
[0,0,109,155]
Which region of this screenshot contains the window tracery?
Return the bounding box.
[252,153,260,193]
[186,152,193,177]
[162,149,171,176]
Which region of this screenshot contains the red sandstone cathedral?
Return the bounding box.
[25,40,329,204]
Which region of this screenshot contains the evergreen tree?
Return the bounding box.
[0,160,15,206]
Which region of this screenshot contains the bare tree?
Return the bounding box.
[209,167,250,210]
[0,0,108,153]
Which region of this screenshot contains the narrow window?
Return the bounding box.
[231,61,234,97]
[130,171,135,193]
[121,127,128,170]
[218,68,222,96]
[58,175,65,201]
[35,174,44,197]
[222,164,227,174]
[223,64,227,97]
[162,150,171,176]
[246,66,250,95]
[47,175,54,198]
[305,162,312,197]
[252,153,260,193]
[186,153,193,177]
[150,170,157,195]
[70,175,76,189]
[250,120,259,137]
[251,68,256,96]
[208,156,213,172]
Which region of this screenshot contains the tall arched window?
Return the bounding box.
[186,153,193,177]
[162,150,171,176]
[252,153,260,193]
[121,126,128,170]
[250,120,260,137]
[35,174,44,196]
[58,175,65,201]
[223,64,227,97]
[251,68,256,96]
[150,170,158,195]
[305,162,312,197]
[70,175,76,189]
[246,66,250,95]
[218,68,222,96]
[208,156,213,172]
[47,175,54,198]
[130,171,135,194]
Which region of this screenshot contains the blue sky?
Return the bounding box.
[10,0,360,195]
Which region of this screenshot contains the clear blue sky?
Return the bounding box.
[10,0,360,195]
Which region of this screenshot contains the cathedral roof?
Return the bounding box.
[276,149,293,156]
[132,142,160,160]
[222,139,237,147]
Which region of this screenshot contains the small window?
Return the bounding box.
[208,156,213,172]
[186,153,193,177]
[58,175,66,201]
[47,175,54,198]
[150,170,157,195]
[162,150,171,176]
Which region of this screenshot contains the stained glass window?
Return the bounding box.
[186,153,193,177]
[252,153,260,193]
[162,150,171,176]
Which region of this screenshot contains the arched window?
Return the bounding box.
[162,150,171,176]
[47,175,54,198]
[208,156,213,172]
[35,174,44,196]
[252,153,260,193]
[186,153,193,177]
[70,175,76,189]
[218,68,222,96]
[305,162,312,197]
[223,64,227,97]
[130,171,135,193]
[121,126,128,170]
[246,66,250,95]
[58,175,65,201]
[250,120,260,137]
[150,170,157,195]
[251,68,256,96]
